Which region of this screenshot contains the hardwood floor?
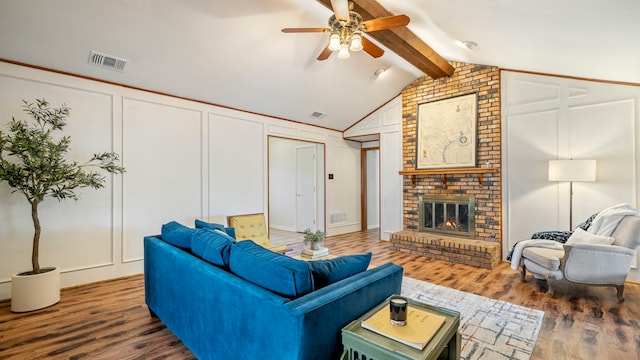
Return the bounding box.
[1,229,639,359]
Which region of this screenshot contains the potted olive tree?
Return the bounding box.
[0,99,125,312]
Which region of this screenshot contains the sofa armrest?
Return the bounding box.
[562,243,636,285]
[287,262,403,312]
[283,262,403,359]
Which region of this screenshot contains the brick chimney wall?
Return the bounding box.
[400,61,502,245]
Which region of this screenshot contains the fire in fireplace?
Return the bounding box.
[418,195,476,238]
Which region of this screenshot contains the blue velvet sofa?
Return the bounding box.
[143,221,403,360]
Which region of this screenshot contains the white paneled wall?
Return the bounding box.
[380,130,403,240]
[344,96,403,240]
[209,114,265,215]
[0,62,359,299]
[502,71,640,282]
[326,138,362,234]
[122,98,204,261]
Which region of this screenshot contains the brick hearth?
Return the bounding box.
[390,231,500,269]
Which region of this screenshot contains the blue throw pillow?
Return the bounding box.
[195,219,236,239]
[307,252,372,289]
[191,228,236,267]
[229,240,313,298]
[161,221,194,250]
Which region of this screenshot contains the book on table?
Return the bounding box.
[301,247,329,258]
[361,303,446,350]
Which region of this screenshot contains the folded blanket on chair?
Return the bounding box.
[587,203,640,236]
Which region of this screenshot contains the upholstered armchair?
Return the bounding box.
[518,215,640,302]
[227,213,288,254]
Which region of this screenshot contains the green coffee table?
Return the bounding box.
[341,295,460,360]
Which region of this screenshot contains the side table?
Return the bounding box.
[341,295,460,360]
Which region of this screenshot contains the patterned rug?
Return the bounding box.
[401,277,544,360]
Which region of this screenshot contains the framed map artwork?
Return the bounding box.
[416,93,477,169]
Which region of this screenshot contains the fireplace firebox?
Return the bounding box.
[418,195,475,238]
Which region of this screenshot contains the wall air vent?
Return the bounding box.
[330,213,347,225]
[311,111,327,119]
[88,51,129,72]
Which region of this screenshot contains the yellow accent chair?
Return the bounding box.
[227,213,287,254]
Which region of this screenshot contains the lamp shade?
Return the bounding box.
[328,33,341,51]
[337,43,350,59]
[548,159,596,182]
[349,33,363,52]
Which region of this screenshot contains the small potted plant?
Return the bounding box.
[0,99,125,312]
[303,228,326,250]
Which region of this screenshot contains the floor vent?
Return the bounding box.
[88,51,128,72]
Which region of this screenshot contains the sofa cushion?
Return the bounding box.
[161,221,193,250]
[229,240,313,298]
[307,253,372,289]
[191,228,236,267]
[195,219,236,239]
[567,228,615,246]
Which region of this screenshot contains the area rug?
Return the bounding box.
[401,276,544,360]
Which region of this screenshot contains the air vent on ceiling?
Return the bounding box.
[88,51,129,72]
[311,111,326,119]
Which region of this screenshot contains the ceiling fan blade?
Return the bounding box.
[317,45,333,61]
[362,37,384,58]
[330,0,350,22]
[282,28,327,33]
[361,14,410,32]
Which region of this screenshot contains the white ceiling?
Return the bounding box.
[1,0,639,131]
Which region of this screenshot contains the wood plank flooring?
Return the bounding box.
[1,229,639,359]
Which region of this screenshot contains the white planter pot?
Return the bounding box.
[11,266,61,312]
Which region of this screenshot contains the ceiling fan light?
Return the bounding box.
[338,43,350,59]
[349,33,363,52]
[328,33,341,51]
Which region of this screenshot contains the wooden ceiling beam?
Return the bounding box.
[317,0,455,79]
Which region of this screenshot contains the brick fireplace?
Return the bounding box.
[390,61,502,269]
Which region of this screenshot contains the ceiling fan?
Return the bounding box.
[282,0,410,61]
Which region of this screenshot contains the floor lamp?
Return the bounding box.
[548,159,597,230]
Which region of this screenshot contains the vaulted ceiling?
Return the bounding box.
[1,0,638,131]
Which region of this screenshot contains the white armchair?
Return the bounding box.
[520,215,640,302]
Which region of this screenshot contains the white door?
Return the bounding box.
[296,146,317,232]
